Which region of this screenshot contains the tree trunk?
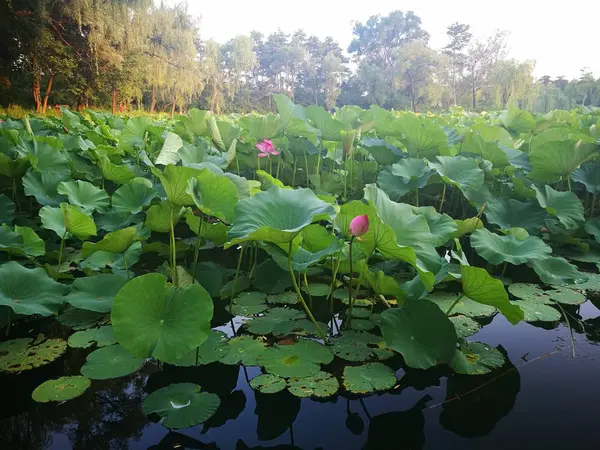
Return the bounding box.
[149,85,156,114]
[32,73,41,113]
[42,72,54,114]
[111,89,118,114]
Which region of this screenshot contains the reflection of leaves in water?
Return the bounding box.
[440,346,520,438]
[148,431,217,449]
[0,413,51,450]
[363,395,431,450]
[255,390,301,441]
[583,316,600,344]
[395,366,446,392]
[202,389,246,431]
[235,440,302,450]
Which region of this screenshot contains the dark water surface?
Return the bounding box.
[3,301,600,450]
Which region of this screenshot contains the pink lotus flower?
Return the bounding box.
[349,214,369,238]
[256,139,280,158]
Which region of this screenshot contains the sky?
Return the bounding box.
[185,0,600,80]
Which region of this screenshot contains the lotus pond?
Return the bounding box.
[1,101,600,449]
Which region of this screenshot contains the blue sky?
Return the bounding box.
[184,0,599,80]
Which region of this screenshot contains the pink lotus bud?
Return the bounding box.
[349,214,369,237]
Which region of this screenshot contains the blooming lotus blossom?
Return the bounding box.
[256,139,280,158]
[349,214,369,238]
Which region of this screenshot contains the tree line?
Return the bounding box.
[1,1,599,114]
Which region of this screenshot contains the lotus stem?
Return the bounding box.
[567,176,572,192]
[235,155,240,176]
[123,254,130,280]
[378,295,392,309]
[303,270,313,308]
[287,241,326,340]
[56,231,67,281]
[276,155,282,179]
[303,148,310,188]
[439,184,446,212]
[592,194,596,218]
[554,301,576,358]
[415,186,419,207]
[248,244,258,280]
[328,251,343,314]
[192,215,205,283]
[230,243,246,308]
[445,294,464,316]
[292,158,297,187]
[501,262,507,277]
[11,178,21,212]
[268,157,273,177]
[169,203,177,286]
[346,236,355,329]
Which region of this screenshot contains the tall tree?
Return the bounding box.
[444,22,471,105]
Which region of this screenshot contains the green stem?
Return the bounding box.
[415,186,419,207]
[303,149,310,188]
[269,158,273,177]
[56,231,67,281]
[255,154,260,180]
[230,243,246,309]
[303,270,313,309]
[567,176,572,192]
[287,241,326,340]
[248,244,258,280]
[169,203,178,286]
[327,251,343,308]
[346,237,355,329]
[292,158,297,187]
[235,155,240,176]
[554,301,576,358]
[501,262,507,277]
[592,193,596,218]
[445,294,464,316]
[276,155,282,179]
[439,184,446,212]
[192,215,205,283]
[123,254,130,280]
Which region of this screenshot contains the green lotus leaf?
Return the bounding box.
[22,171,67,206]
[112,178,158,214]
[396,115,449,159]
[453,218,484,239]
[219,274,251,299]
[57,180,110,214]
[250,374,287,394]
[0,225,22,253]
[68,326,116,349]
[27,142,70,178]
[484,198,546,234]
[151,165,204,206]
[425,292,497,319]
[350,318,377,331]
[220,335,267,366]
[13,226,45,257]
[449,342,505,375]
[461,265,523,325]
[239,113,281,140]
[79,241,142,271]
[186,169,238,223]
[257,338,333,378]
[449,315,481,338]
[120,116,153,150]
[377,167,422,200]
[350,307,373,318]
[529,139,597,183]
[528,257,588,286]
[287,371,339,398]
[360,138,402,165]
[246,308,305,335]
[98,156,136,184]
[272,319,329,337]
[461,133,510,167]
[342,362,397,395]
[509,283,586,306]
[56,309,108,330]
[411,206,458,247]
[0,337,67,373]
[228,291,268,316]
[585,218,600,242]
[500,103,535,133]
[145,200,186,233]
[96,210,143,232]
[81,227,141,259]
[156,131,183,165]
[0,262,66,316]
[0,194,16,224]
[80,344,145,380]
[32,376,91,403]
[380,299,457,369]
[40,204,97,240]
[163,330,230,366]
[333,288,373,306]
[572,161,600,194]
[305,106,345,141]
[331,331,394,362]
[191,262,226,298]
[534,185,584,230]
[111,273,214,361]
[363,270,405,304]
[226,186,335,247]
[182,109,212,136]
[266,292,299,305]
[510,299,560,322]
[65,274,128,312]
[567,272,600,291]
[470,228,552,265]
[429,156,485,192]
[301,283,330,297]
[185,212,228,246]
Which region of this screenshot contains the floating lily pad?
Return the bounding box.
[568,273,600,291]
[228,291,268,316]
[245,308,305,335]
[508,283,586,306]
[0,337,67,373]
[349,319,377,331]
[333,289,372,306]
[426,292,497,319]
[272,319,329,337]
[164,331,230,366]
[342,363,397,394]
[258,338,333,378]
[56,309,107,330]
[449,315,481,338]
[449,342,505,375]
[32,376,91,403]
[249,374,287,394]
[266,292,299,305]
[220,336,267,366]
[301,283,330,297]
[287,371,339,398]
[510,300,560,322]
[330,331,394,362]
[64,274,128,313]
[142,383,220,429]
[350,308,372,319]
[68,326,116,349]
[80,344,145,380]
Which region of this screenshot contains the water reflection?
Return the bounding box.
[255,390,301,441]
[148,431,217,449]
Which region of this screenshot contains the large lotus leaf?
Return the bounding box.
[0,262,66,316]
[572,161,600,194]
[65,274,128,312]
[500,103,536,133]
[287,371,339,398]
[22,170,68,206]
[257,338,333,378]
[483,198,546,234]
[156,132,183,165]
[510,299,561,322]
[96,210,143,232]
[68,326,116,349]
[57,180,110,214]
[471,229,552,265]
[453,217,484,239]
[360,138,402,165]
[0,225,22,253]
[80,344,145,380]
[186,169,238,223]
[40,204,97,240]
[220,335,267,366]
[120,116,153,150]
[0,194,15,225]
[450,315,481,338]
[151,165,204,206]
[461,265,523,325]
[377,167,427,200]
[302,282,330,297]
[331,331,394,362]
[145,200,185,233]
[142,383,221,429]
[272,319,329,337]
[529,139,597,182]
[32,376,91,403]
[425,292,497,319]
[449,342,505,375]
[266,292,299,305]
[508,283,586,306]
[26,142,71,178]
[410,206,457,247]
[462,133,509,167]
[185,212,228,246]
[111,273,214,362]
[245,308,305,335]
[163,330,230,366]
[397,115,449,159]
[249,374,287,394]
[342,362,397,394]
[429,156,484,192]
[112,178,158,214]
[528,257,588,286]
[564,272,600,291]
[226,186,335,247]
[13,226,45,257]
[0,337,67,373]
[380,299,456,369]
[305,106,346,141]
[81,227,141,259]
[79,241,142,272]
[239,113,281,140]
[56,309,107,330]
[391,158,431,180]
[98,156,136,184]
[534,185,584,230]
[585,218,600,242]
